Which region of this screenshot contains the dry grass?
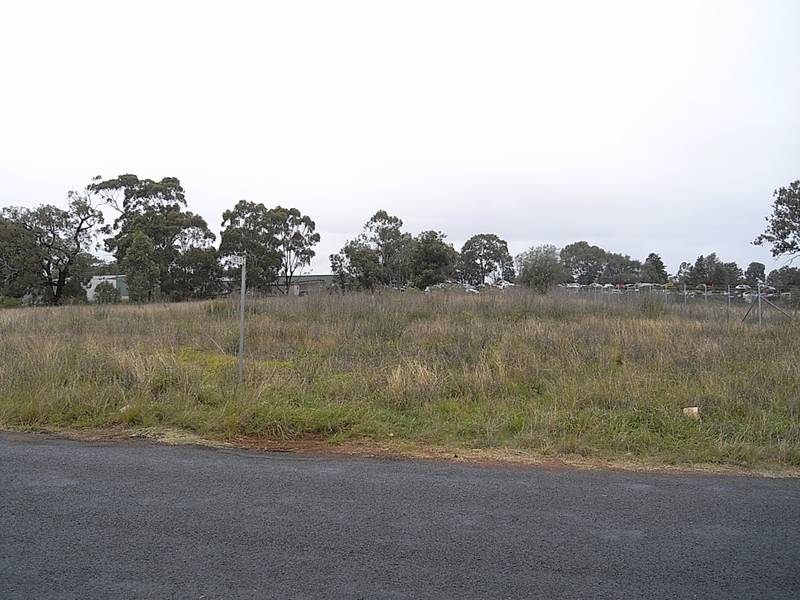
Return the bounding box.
[1,290,798,468]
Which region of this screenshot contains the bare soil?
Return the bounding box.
[5,425,798,478]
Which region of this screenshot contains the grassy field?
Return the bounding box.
[1,291,798,469]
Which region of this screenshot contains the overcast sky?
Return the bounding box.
[1,0,798,274]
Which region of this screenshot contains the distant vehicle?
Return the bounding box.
[493,279,516,289]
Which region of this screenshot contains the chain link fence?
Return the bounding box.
[554,284,796,325]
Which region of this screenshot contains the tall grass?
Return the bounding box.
[1,290,798,467]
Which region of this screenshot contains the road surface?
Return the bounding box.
[1,432,799,599]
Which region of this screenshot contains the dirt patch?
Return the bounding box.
[3,425,799,478]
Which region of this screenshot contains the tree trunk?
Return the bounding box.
[52,269,67,305]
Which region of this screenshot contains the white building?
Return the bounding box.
[84,275,129,302]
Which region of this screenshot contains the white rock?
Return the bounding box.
[682,406,700,420]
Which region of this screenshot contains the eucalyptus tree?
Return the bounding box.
[363,210,413,286]
[598,253,641,285]
[409,230,458,289]
[90,174,216,298]
[1,187,103,304]
[121,231,159,302]
[330,239,383,290]
[560,241,607,285]
[220,200,281,290]
[460,233,514,284]
[330,210,412,289]
[0,217,43,298]
[755,180,800,259]
[515,245,569,293]
[270,206,320,293]
[744,262,766,286]
[219,201,320,293]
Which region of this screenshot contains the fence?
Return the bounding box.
[554,284,796,325]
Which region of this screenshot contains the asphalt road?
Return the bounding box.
[1,433,799,599]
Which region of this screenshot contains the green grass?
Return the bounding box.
[1,290,798,468]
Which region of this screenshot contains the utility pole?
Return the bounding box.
[757,282,763,328]
[726,285,731,323]
[232,255,247,384]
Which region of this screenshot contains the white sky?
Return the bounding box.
[1,0,798,274]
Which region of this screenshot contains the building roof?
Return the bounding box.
[275,274,335,284]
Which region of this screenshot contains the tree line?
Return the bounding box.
[515,243,788,293]
[1,175,799,304]
[329,211,514,290]
[0,175,321,304]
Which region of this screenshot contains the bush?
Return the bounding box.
[0,296,22,309]
[94,281,121,304]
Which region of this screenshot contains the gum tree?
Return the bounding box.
[219,201,320,293]
[91,174,216,298]
[755,180,800,259]
[121,231,159,302]
[460,233,514,285]
[515,244,569,293]
[1,188,103,304]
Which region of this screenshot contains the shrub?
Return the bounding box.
[790,287,800,310]
[0,297,22,309]
[94,281,121,304]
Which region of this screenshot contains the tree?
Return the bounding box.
[329,210,412,290]
[0,217,44,298]
[717,261,743,287]
[269,206,320,293]
[754,180,800,258]
[640,253,668,284]
[674,262,694,286]
[460,234,514,285]
[2,188,104,304]
[121,231,159,302]
[706,253,742,287]
[89,173,187,213]
[686,255,709,288]
[88,258,122,276]
[330,240,383,290]
[560,241,606,285]
[329,253,352,290]
[500,253,516,282]
[767,266,800,289]
[598,253,641,285]
[58,251,94,303]
[515,245,569,293]
[94,281,121,304]
[91,174,215,298]
[219,202,320,293]
[681,254,740,288]
[220,200,281,290]
[744,262,766,286]
[168,247,222,300]
[408,231,457,289]
[362,210,413,285]
[703,254,741,288]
